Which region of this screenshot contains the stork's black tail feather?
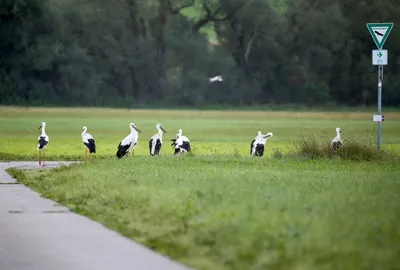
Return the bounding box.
[174,148,181,155]
[250,140,255,154]
[149,139,153,155]
[186,141,191,152]
[116,143,129,159]
[181,141,191,152]
[38,136,48,149]
[85,139,96,153]
[332,141,342,151]
[255,144,264,157]
[154,139,162,155]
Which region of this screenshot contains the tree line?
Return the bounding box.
[0,0,399,108]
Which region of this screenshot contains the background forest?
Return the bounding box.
[0,0,399,108]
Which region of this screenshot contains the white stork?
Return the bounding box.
[331,127,343,150]
[149,124,167,156]
[81,126,96,161]
[209,75,223,82]
[250,131,273,157]
[170,129,191,156]
[116,122,142,159]
[37,122,49,166]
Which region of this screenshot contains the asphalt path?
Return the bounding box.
[0,161,193,270]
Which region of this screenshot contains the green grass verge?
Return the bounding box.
[9,155,400,270]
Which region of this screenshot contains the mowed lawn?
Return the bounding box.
[2,106,400,270]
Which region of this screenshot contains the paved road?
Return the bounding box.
[0,161,193,270]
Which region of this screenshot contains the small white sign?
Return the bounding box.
[373,115,384,122]
[372,50,388,65]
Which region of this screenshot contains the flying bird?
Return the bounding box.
[37,122,49,166]
[149,124,167,156]
[331,127,343,150]
[250,131,273,157]
[81,126,96,161]
[209,75,223,82]
[116,122,142,159]
[171,129,191,156]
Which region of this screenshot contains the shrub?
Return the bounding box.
[293,132,398,161]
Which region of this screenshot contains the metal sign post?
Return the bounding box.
[366,22,394,150]
[377,64,383,150]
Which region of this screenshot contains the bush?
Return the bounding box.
[292,132,398,161]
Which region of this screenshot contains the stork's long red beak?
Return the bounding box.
[37,126,42,130]
[133,126,142,133]
[161,127,167,133]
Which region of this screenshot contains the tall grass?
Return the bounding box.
[293,132,399,161]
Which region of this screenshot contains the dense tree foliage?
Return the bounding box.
[0,0,399,107]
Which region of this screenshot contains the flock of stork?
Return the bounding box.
[36,122,343,167]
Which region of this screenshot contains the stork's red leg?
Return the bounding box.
[39,150,41,165]
[42,149,46,167]
[85,148,87,162]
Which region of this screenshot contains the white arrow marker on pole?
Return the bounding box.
[372,50,388,65]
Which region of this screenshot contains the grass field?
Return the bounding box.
[1,106,400,161]
[2,106,400,270]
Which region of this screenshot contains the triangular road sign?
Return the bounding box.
[366,23,394,49]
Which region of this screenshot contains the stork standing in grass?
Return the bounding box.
[149,124,167,156]
[250,131,273,157]
[37,122,49,166]
[331,127,343,150]
[171,129,191,156]
[81,126,96,161]
[116,122,142,159]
